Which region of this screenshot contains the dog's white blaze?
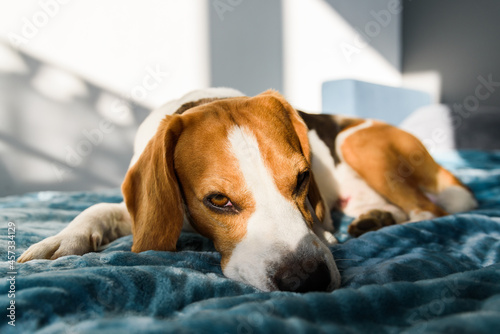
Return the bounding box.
[228,126,310,246]
[224,126,318,289]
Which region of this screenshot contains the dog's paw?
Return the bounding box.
[17,232,102,263]
[348,209,396,237]
[318,229,338,246]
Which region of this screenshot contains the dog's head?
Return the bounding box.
[122,90,340,292]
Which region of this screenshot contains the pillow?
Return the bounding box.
[399,104,456,152]
[400,104,500,151]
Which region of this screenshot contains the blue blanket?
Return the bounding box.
[1,150,500,333]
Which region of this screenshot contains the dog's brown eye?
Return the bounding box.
[295,170,310,194]
[204,193,238,214]
[209,194,231,208]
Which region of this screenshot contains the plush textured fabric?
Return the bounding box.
[1,150,499,333]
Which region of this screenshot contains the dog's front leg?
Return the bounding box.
[18,202,132,262]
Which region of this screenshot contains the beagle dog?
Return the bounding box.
[18,88,477,292]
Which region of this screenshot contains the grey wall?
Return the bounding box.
[209,0,283,95]
[403,0,500,107]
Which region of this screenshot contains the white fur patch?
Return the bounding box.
[307,130,340,213]
[131,87,244,167]
[224,126,339,291]
[409,210,436,222]
[437,185,478,214]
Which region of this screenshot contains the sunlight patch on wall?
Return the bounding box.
[31,65,88,102]
[0,42,28,74]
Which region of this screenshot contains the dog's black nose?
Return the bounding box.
[273,260,332,292]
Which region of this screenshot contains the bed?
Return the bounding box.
[1,149,499,333]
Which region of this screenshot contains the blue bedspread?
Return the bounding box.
[1,150,500,333]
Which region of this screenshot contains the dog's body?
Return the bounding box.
[19,88,477,292]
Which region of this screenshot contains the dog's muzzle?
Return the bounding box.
[268,240,340,292]
[223,230,341,292]
[272,258,333,292]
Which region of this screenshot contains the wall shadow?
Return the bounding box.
[0,45,151,196]
[323,0,402,70]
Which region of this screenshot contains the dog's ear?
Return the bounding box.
[260,90,327,223]
[122,115,184,253]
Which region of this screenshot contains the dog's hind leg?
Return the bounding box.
[18,202,132,262]
[340,122,477,232]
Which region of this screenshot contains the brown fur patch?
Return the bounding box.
[341,121,449,217]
